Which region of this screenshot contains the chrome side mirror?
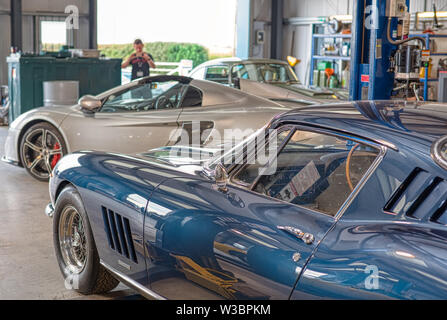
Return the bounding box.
[79,95,102,113]
[214,163,229,192]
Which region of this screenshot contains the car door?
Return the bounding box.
[59,79,184,154]
[143,125,381,299]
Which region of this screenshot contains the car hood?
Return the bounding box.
[237,79,345,105]
[273,83,346,99]
[131,146,215,178]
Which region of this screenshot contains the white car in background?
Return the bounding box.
[189,57,348,106]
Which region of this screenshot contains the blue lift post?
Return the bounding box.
[350,0,409,101]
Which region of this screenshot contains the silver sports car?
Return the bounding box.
[3,75,293,181]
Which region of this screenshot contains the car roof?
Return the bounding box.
[273,101,447,152]
[193,57,288,69]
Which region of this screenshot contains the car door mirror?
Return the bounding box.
[214,163,229,192]
[79,95,102,113]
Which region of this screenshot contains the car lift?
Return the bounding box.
[349,0,428,101]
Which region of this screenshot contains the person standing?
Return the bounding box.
[122,39,156,80]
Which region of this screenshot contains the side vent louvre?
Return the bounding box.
[430,200,447,224]
[406,177,443,218]
[101,206,138,263]
[384,168,447,223]
[384,168,423,213]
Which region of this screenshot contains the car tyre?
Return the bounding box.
[20,122,67,181]
[53,185,119,295]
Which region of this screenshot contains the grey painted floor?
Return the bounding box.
[0,126,137,300]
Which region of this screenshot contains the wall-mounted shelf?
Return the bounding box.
[411,33,447,101]
[312,55,351,61]
[310,31,352,88]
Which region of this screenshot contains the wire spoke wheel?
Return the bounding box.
[59,206,88,274]
[21,128,64,179]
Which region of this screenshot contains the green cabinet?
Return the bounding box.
[7,54,122,123]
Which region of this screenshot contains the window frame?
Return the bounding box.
[179,85,204,109]
[99,80,185,114]
[39,16,71,52]
[228,124,387,220]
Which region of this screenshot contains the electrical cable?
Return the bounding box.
[387,17,427,49]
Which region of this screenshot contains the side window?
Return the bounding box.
[205,66,230,84]
[181,86,203,108]
[233,129,380,217]
[101,81,184,113]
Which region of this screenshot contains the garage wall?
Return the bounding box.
[0,0,91,86]
[410,1,447,12]
[284,0,352,18]
[22,0,89,12]
[249,0,446,84]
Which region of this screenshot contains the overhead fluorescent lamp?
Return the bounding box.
[417,11,447,18]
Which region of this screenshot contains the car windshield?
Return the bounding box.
[231,62,300,84]
[205,126,284,172]
[101,81,184,112]
[141,146,218,165]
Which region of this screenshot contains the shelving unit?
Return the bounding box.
[411,34,447,101]
[309,32,352,87]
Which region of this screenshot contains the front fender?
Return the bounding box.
[6,107,73,164]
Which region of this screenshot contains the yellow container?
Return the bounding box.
[420,59,433,79]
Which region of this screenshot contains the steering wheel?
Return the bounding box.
[155,95,175,110]
[346,144,360,192]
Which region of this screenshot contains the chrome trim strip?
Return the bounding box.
[100,261,167,300]
[1,156,20,167]
[334,145,387,221]
[432,135,447,171]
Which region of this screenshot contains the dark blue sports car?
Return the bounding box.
[47,101,447,300]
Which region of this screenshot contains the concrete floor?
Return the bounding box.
[0,126,137,300]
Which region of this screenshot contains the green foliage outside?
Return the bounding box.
[99,42,211,68]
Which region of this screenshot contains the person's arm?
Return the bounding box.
[144,53,156,69]
[121,54,135,68]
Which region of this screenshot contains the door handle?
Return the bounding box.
[278,226,315,245]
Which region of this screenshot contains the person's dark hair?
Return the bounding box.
[134,39,143,45]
